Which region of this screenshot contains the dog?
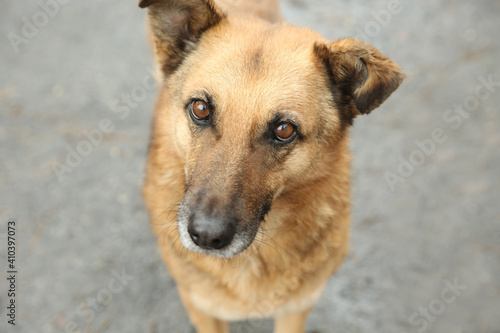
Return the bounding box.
[139,0,404,332]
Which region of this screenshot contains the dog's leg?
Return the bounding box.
[273,308,312,333]
[178,288,229,333]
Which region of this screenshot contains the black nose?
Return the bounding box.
[188,216,236,250]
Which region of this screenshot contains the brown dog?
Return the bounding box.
[139,0,404,332]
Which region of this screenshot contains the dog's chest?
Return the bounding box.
[187,254,329,321]
[190,271,327,321]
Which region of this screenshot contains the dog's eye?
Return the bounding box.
[274,122,297,143]
[189,100,210,122]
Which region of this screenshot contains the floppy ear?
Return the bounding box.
[314,38,404,119]
[138,0,225,75]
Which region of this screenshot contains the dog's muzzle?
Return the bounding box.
[176,193,271,258]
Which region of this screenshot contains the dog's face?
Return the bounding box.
[140,0,404,258]
[174,24,344,258]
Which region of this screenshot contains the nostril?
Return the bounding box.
[207,230,233,250]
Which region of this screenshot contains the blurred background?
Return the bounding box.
[1,0,499,332]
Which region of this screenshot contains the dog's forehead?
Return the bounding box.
[184,21,328,118]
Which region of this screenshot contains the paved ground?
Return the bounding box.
[1,0,499,332]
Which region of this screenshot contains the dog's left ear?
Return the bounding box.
[139,0,225,74]
[314,38,405,118]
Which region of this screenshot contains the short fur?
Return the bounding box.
[139,0,404,332]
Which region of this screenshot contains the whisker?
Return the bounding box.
[256,230,282,257]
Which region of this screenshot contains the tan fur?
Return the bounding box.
[140,0,404,332]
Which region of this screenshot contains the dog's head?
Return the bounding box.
[140,0,404,258]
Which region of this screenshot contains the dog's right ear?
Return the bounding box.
[138,0,225,75]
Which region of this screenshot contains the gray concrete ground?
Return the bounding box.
[1,0,499,332]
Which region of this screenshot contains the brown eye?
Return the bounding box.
[190,100,210,121]
[274,122,296,142]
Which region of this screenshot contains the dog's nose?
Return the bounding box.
[188,216,235,250]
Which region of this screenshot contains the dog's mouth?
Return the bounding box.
[176,197,271,258]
